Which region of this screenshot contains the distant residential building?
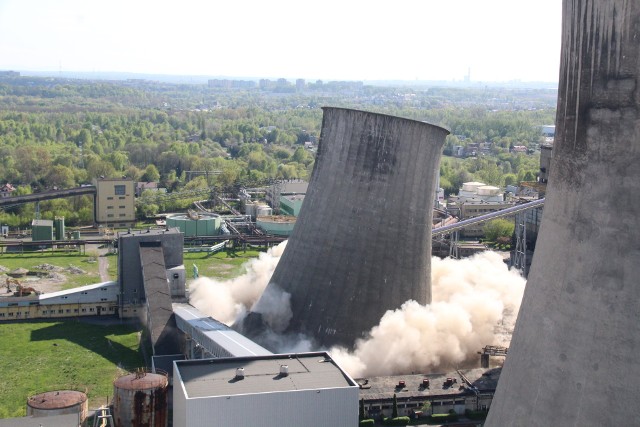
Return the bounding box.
[296,78,305,91]
[94,179,135,227]
[511,145,528,153]
[135,181,159,197]
[0,71,19,78]
[0,183,16,198]
[208,79,256,89]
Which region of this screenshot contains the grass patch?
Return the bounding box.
[0,253,101,290]
[0,319,143,418]
[183,248,266,281]
[105,252,118,281]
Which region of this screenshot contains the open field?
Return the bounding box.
[0,319,143,418]
[0,251,104,293]
[184,248,266,282]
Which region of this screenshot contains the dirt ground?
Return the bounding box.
[0,244,112,295]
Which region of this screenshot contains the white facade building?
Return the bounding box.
[173,352,359,427]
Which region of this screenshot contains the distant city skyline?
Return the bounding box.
[0,0,562,83]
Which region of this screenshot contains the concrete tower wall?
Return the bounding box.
[251,107,448,348]
[487,1,640,425]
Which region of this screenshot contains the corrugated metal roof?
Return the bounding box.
[176,352,356,398]
[173,303,271,357]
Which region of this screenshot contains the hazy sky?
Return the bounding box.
[0,0,562,82]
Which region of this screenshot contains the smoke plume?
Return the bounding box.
[189,244,525,377]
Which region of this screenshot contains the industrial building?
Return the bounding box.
[0,281,118,320]
[173,352,359,427]
[264,180,308,213]
[174,303,271,359]
[358,368,499,420]
[94,178,135,227]
[279,194,305,216]
[166,212,222,237]
[447,182,514,238]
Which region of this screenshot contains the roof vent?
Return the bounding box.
[235,367,245,380]
[280,365,289,376]
[422,379,430,388]
[397,380,406,388]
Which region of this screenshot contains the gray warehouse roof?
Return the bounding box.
[173,303,271,358]
[175,352,357,398]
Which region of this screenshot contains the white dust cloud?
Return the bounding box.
[188,241,288,326]
[330,252,525,377]
[189,245,525,378]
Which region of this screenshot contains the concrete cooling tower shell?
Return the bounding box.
[487,1,640,425]
[250,107,449,349]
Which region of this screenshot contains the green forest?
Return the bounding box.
[0,76,556,228]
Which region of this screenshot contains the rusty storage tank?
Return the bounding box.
[113,370,168,427]
[26,390,88,421]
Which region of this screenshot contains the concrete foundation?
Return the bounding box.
[246,107,448,349]
[487,1,640,425]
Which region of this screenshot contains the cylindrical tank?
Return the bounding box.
[27,390,88,421]
[487,2,640,426]
[113,371,168,427]
[476,185,500,196]
[461,181,486,192]
[54,217,65,241]
[256,204,273,217]
[244,202,257,218]
[256,215,297,236]
[245,108,449,349]
[72,230,81,240]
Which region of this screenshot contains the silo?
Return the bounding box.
[54,216,65,240]
[256,204,273,217]
[26,390,88,421]
[487,1,640,425]
[113,371,168,427]
[245,108,449,349]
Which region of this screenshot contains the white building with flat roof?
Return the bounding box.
[173,352,359,427]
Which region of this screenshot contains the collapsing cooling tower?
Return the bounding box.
[487,1,640,425]
[247,107,448,349]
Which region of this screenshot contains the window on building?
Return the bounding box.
[100,298,108,302]
[119,205,126,209]
[74,309,79,313]
[107,196,114,200]
[89,308,95,312]
[66,309,71,313]
[0,313,5,317]
[58,309,63,314]
[81,308,86,312]
[107,214,114,218]
[16,312,21,316]
[8,312,13,317]
[107,206,114,209]
[118,196,126,200]
[114,185,126,195]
